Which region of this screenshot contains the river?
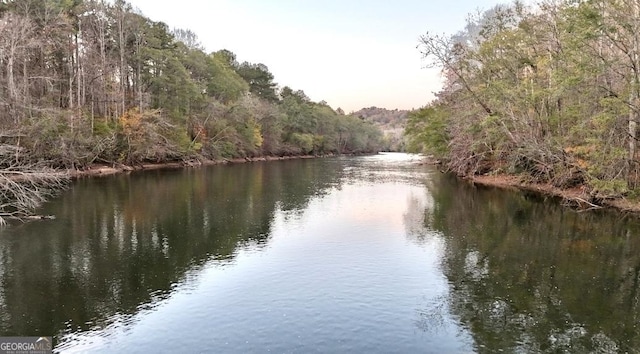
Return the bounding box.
[0,153,638,353]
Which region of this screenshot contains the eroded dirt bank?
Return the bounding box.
[469,174,640,214]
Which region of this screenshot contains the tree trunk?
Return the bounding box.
[629,0,640,186]
[118,7,126,118]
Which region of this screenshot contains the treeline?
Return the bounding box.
[406,0,640,200]
[0,0,383,169]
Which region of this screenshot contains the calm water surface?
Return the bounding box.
[0,153,639,353]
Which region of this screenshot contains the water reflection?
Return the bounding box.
[425,174,640,353]
[0,159,342,345]
[47,153,473,353]
[9,153,637,353]
[404,192,437,245]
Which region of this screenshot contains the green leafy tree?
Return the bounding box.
[236,62,279,102]
[405,105,449,158]
[207,51,249,103]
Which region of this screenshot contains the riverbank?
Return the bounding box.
[76,154,640,214]
[66,154,329,178]
[468,173,640,213]
[417,153,640,214]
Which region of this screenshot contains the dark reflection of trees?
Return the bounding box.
[424,173,640,353]
[0,159,342,342]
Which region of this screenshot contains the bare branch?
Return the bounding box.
[0,143,68,224]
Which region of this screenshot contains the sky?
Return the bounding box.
[126,0,511,112]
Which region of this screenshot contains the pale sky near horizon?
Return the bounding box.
[126,0,513,112]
